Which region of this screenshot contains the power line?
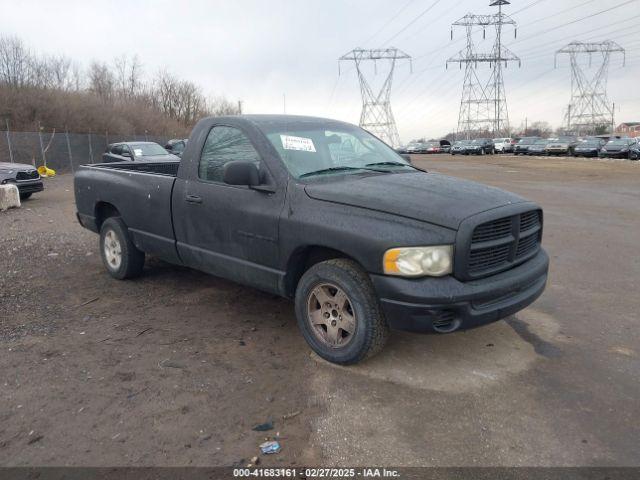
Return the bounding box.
[510,0,549,16]
[381,0,443,46]
[512,0,639,46]
[360,0,418,47]
[516,13,640,57]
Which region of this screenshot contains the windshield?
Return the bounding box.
[130,143,170,156]
[454,140,469,146]
[519,138,537,144]
[580,139,600,146]
[171,141,185,153]
[607,139,628,146]
[471,139,487,144]
[262,124,413,179]
[534,139,549,145]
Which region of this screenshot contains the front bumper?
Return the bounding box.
[599,151,628,158]
[16,180,44,194]
[371,249,549,333]
[545,147,569,155]
[574,150,598,157]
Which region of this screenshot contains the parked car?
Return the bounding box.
[599,137,638,159]
[75,114,548,365]
[464,138,495,155]
[405,142,427,154]
[423,141,442,154]
[493,138,514,153]
[165,139,188,157]
[527,138,550,156]
[103,142,180,163]
[0,162,44,200]
[450,140,470,155]
[545,136,579,156]
[573,137,606,157]
[514,137,540,155]
[439,139,452,153]
[629,140,640,160]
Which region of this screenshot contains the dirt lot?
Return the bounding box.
[1,154,639,467]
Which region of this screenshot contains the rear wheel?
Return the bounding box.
[99,217,145,279]
[295,259,388,365]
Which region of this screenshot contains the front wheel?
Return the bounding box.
[99,217,145,279]
[295,259,389,365]
[19,192,32,200]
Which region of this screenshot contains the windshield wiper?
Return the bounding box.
[365,161,426,173]
[300,166,386,178]
[365,161,415,168]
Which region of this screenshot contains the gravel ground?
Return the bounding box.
[1,154,639,467]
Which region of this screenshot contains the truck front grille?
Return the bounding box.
[466,210,542,278]
[16,170,39,180]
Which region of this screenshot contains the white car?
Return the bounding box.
[493,138,514,153]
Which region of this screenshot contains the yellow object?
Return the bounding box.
[37,166,56,177]
[383,248,401,274]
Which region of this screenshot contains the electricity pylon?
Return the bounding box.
[447,0,519,139]
[555,40,625,135]
[339,48,411,147]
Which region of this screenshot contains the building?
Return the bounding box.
[615,122,640,137]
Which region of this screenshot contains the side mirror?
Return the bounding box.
[223,161,260,186]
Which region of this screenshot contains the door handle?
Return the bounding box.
[185,194,203,204]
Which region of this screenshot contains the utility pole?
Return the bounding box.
[447,0,520,139]
[339,48,411,147]
[555,40,625,135]
[611,102,615,134]
[237,100,243,115]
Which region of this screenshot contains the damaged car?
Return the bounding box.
[0,162,44,200]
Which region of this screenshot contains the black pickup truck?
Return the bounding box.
[75,115,549,364]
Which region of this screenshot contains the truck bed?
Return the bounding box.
[75,161,180,263]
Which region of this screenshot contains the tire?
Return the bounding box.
[480,148,486,156]
[295,258,389,365]
[99,217,145,280]
[19,192,32,200]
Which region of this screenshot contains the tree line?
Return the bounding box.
[0,35,237,136]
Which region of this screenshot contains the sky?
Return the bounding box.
[1,0,639,142]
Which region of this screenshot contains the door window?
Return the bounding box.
[199,126,260,182]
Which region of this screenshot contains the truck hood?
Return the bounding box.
[304,171,527,230]
[0,162,37,171]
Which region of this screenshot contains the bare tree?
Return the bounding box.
[0,35,33,88]
[88,61,115,101]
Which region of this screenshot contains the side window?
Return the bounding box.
[199,126,260,183]
[111,145,122,155]
[121,145,132,156]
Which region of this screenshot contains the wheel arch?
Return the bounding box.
[282,245,361,299]
[94,202,121,229]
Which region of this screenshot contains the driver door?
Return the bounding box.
[174,125,286,294]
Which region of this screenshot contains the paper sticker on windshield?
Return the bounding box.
[281,135,316,153]
[133,149,143,156]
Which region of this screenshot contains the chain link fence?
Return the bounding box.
[0,130,172,174]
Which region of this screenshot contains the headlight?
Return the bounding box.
[383,246,453,277]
